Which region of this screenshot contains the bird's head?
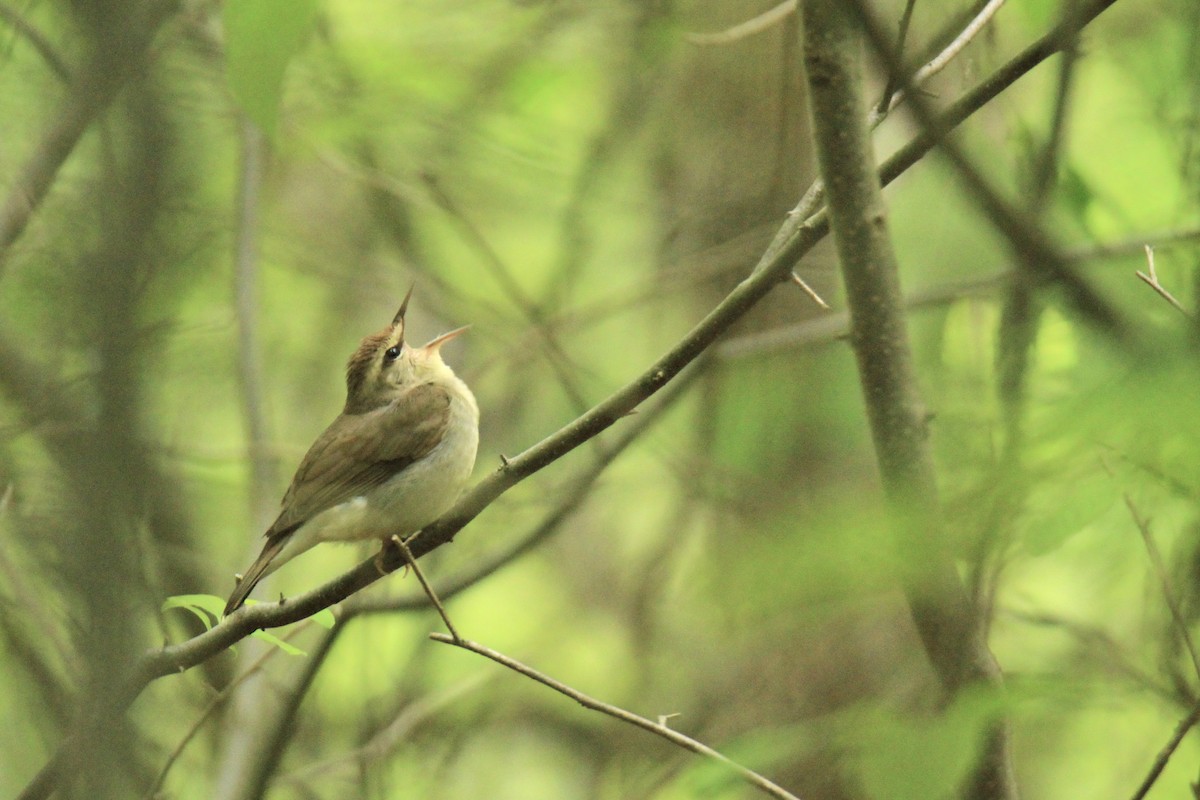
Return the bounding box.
[344,287,468,414]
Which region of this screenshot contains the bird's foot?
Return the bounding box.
[376,535,413,577]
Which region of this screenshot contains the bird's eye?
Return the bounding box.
[384,345,402,362]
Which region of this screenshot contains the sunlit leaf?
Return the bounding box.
[224,0,320,134]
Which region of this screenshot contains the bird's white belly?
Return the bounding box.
[303,392,478,545]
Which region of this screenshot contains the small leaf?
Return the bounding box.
[163,594,227,629]
[252,630,306,657]
[311,608,336,629]
[224,0,320,135]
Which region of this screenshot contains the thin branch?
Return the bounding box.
[391,534,459,642]
[1136,245,1191,318]
[684,0,796,46]
[1130,701,1200,800]
[1123,494,1200,682]
[873,0,920,116]
[429,634,802,800]
[868,0,1008,126]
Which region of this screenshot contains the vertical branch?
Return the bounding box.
[215,118,284,800]
[233,119,280,525]
[799,3,1014,798]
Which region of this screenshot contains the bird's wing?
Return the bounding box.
[266,382,452,536]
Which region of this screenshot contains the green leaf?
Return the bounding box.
[252,629,306,657]
[224,0,320,135]
[310,608,336,629]
[162,594,226,630]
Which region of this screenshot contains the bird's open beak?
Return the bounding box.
[422,325,470,353]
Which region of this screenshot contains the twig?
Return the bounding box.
[429,634,802,800]
[873,0,920,116]
[684,0,796,46]
[391,535,459,641]
[1123,493,1200,681]
[1130,701,1200,800]
[1136,245,1191,318]
[789,271,831,309]
[868,0,1008,126]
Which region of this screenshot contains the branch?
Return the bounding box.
[801,3,1013,799]
[429,634,802,800]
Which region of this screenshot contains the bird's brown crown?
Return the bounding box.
[343,289,413,414]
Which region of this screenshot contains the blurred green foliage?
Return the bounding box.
[1,0,1199,798]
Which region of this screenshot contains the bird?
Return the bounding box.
[223,288,478,615]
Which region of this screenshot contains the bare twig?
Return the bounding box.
[1136,245,1191,318]
[873,0,920,116]
[1130,701,1200,800]
[868,0,1008,126]
[684,0,796,46]
[789,271,831,308]
[391,534,459,641]
[429,634,802,800]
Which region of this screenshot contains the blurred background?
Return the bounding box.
[1,0,1199,798]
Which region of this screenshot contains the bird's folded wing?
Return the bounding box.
[265,382,452,536]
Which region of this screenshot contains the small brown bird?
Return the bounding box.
[224,289,478,615]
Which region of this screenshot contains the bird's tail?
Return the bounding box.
[224,533,291,616]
